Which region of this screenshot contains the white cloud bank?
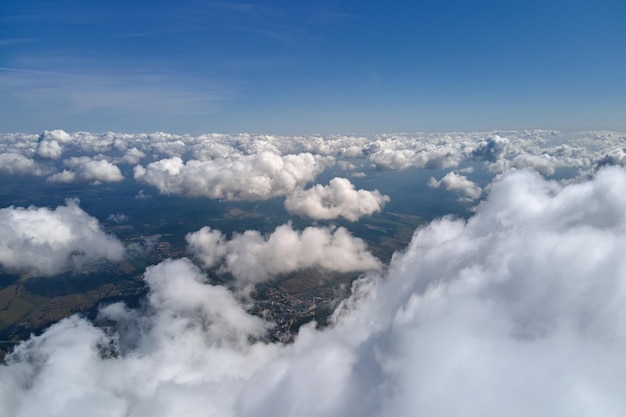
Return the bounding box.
[0,200,125,276]
[284,177,390,221]
[186,223,381,286]
[3,130,626,190]
[134,152,328,200]
[2,156,626,417]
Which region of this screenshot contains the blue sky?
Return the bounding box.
[1,0,625,134]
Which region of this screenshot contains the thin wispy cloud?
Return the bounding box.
[0,65,233,132]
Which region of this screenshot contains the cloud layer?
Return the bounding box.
[2,129,626,201]
[2,166,626,416]
[186,223,381,286]
[0,200,125,276]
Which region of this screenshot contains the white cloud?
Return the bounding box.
[134,152,329,200]
[471,134,510,161]
[365,137,464,170]
[336,160,356,171]
[36,139,63,159]
[48,156,124,184]
[428,171,482,201]
[0,152,44,175]
[107,213,129,224]
[186,223,381,286]
[511,153,561,176]
[284,177,390,221]
[0,199,125,276]
[190,140,238,160]
[1,168,626,415]
[39,129,72,143]
[597,148,626,167]
[119,147,146,165]
[46,169,78,183]
[239,166,626,416]
[368,147,462,170]
[0,258,279,417]
[3,129,625,187]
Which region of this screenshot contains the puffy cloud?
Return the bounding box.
[46,170,78,183]
[284,177,390,221]
[36,139,63,159]
[48,157,123,183]
[39,129,72,143]
[596,148,626,168]
[190,140,238,160]
[0,152,44,175]
[511,153,562,176]
[336,160,356,171]
[2,168,626,415]
[471,134,510,161]
[186,223,381,285]
[3,129,626,186]
[134,152,328,200]
[368,147,462,170]
[428,171,482,201]
[238,166,626,416]
[119,147,146,165]
[0,200,125,276]
[0,258,279,417]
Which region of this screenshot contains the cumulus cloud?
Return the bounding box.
[186,223,381,285]
[39,129,72,143]
[238,166,626,416]
[428,171,482,201]
[134,152,329,200]
[36,139,63,159]
[48,157,124,184]
[1,168,626,415]
[511,153,562,176]
[0,200,125,276]
[597,148,626,168]
[0,258,278,417]
[471,134,510,162]
[0,152,44,175]
[46,170,77,183]
[284,177,390,221]
[4,129,626,187]
[368,146,462,170]
[119,147,146,165]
